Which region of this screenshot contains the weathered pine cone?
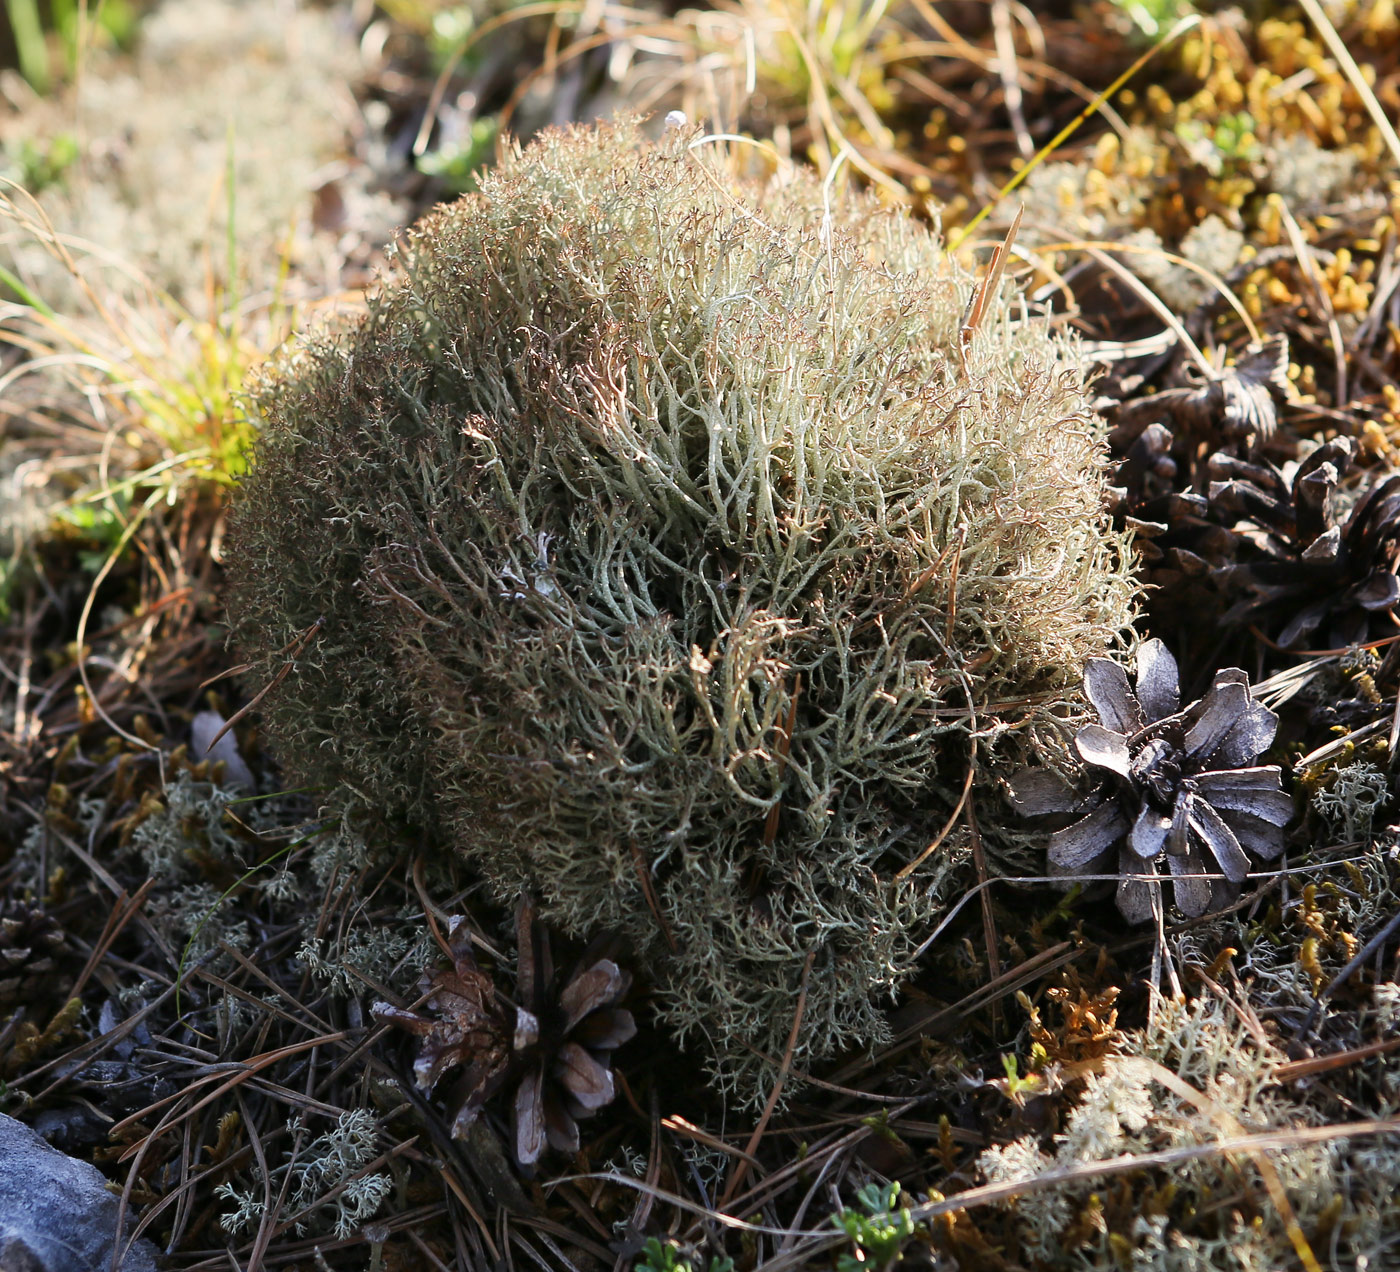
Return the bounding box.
[372,918,512,1135]
[1105,335,1291,513]
[0,905,73,1013]
[1104,342,1295,659]
[1010,640,1294,922]
[510,898,637,1164]
[1207,438,1400,649]
[374,899,635,1165]
[1124,433,1400,662]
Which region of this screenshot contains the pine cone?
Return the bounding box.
[374,898,635,1166]
[0,905,74,1013]
[1206,439,1400,648]
[1009,640,1294,922]
[1124,432,1400,657]
[1106,336,1291,487]
[1104,340,1294,658]
[510,896,636,1164]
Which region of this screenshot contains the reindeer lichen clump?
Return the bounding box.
[228,119,1136,1102]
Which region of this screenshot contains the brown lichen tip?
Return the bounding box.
[372,899,635,1166]
[1009,639,1294,922]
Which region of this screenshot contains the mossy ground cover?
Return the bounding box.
[2,2,1400,1270]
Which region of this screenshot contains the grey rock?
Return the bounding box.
[0,1113,159,1272]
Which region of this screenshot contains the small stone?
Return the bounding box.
[190,710,255,792]
[0,1114,159,1272]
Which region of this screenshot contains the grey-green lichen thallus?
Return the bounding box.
[226,117,1137,1105]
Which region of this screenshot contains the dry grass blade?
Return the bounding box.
[630,841,679,953]
[895,751,974,882]
[66,878,156,1001]
[201,617,325,754]
[1121,1057,1323,1272]
[1038,237,1262,343]
[662,1115,763,1167]
[881,40,1131,136]
[991,0,1032,161]
[834,938,1079,1083]
[110,1031,354,1157]
[682,1100,926,1242]
[1277,196,1349,408]
[958,205,1023,373]
[948,13,1200,251]
[73,499,161,755]
[1079,244,1214,377]
[965,801,1001,1006]
[1292,717,1389,771]
[1295,0,1400,171]
[414,0,661,158]
[1276,1036,1400,1082]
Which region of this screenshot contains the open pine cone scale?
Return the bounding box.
[511,896,636,1161]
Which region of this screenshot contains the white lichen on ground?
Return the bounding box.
[0,0,401,305]
[216,1109,391,1240]
[976,991,1400,1270]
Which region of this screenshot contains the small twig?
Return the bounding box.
[896,747,975,881]
[941,523,967,648]
[1292,716,1389,772]
[717,949,816,1210]
[991,1,1032,160]
[1277,198,1348,407]
[1295,0,1400,170]
[110,1031,353,1155]
[1277,1036,1400,1082]
[662,1115,763,1167]
[202,616,324,754]
[68,879,155,1002]
[965,801,1002,1029]
[762,674,802,848]
[630,841,679,953]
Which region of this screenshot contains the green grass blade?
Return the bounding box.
[949,14,1201,252]
[7,0,52,92]
[0,260,57,316]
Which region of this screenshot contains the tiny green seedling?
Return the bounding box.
[1001,1053,1044,1101]
[831,1182,917,1272]
[634,1236,734,1272]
